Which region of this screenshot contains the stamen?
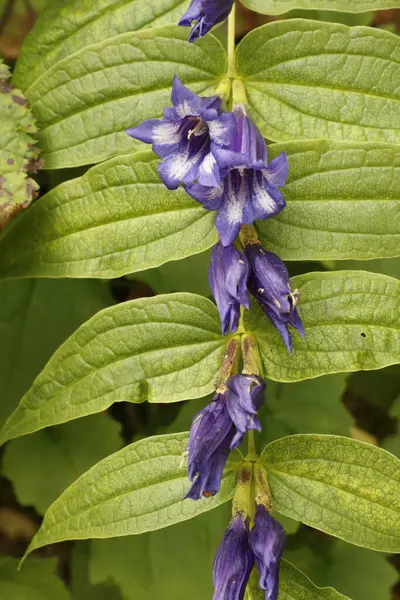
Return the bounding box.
[188,118,208,139]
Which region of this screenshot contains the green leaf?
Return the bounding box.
[2,414,121,514]
[0,152,217,279]
[258,140,400,261]
[89,503,231,600]
[0,59,39,229]
[0,293,227,443]
[278,560,351,600]
[0,557,71,600]
[13,0,190,91]
[236,20,400,143]
[24,432,239,556]
[0,278,113,429]
[241,0,400,14]
[245,270,400,383]
[262,434,400,552]
[285,541,397,600]
[15,24,226,168]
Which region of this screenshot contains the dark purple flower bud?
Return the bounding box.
[208,242,250,335]
[126,75,234,190]
[213,513,254,600]
[179,0,235,43]
[245,244,304,353]
[185,375,265,500]
[185,105,288,246]
[249,505,285,600]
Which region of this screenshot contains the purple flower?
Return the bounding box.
[185,105,289,246]
[126,75,234,190]
[186,374,265,500]
[213,513,254,600]
[209,242,250,336]
[249,505,285,600]
[245,244,304,353]
[179,0,235,43]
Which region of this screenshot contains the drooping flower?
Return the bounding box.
[208,242,250,335]
[126,75,234,190]
[245,243,304,353]
[249,505,286,600]
[179,0,235,43]
[185,374,265,500]
[213,513,254,600]
[185,105,289,246]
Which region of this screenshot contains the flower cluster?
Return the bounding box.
[127,78,303,352]
[126,10,301,595]
[214,507,285,600]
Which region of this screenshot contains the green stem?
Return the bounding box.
[227,3,236,78]
[246,430,257,459]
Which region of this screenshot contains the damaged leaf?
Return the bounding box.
[0,58,40,230]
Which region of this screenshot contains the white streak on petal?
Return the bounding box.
[226,174,246,225]
[176,100,194,118]
[201,152,217,175]
[153,122,180,145]
[252,177,275,214]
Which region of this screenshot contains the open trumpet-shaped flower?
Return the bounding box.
[126,75,234,190]
[245,243,304,353]
[179,0,235,43]
[185,105,289,246]
[213,513,254,600]
[208,242,250,336]
[185,374,265,500]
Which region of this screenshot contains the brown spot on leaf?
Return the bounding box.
[12,94,27,106]
[0,81,13,94]
[6,158,14,166]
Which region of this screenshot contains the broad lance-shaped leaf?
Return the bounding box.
[245,560,350,600]
[3,140,400,280]
[236,20,400,144]
[278,560,351,600]
[0,152,217,279]
[13,0,189,91]
[262,434,400,552]
[241,0,400,14]
[245,270,400,383]
[258,140,400,261]
[24,433,239,557]
[14,25,226,168]
[0,293,228,444]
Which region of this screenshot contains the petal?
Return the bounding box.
[207,112,236,147]
[158,141,208,189]
[185,182,224,210]
[290,306,305,338]
[213,514,254,600]
[212,146,250,172]
[264,151,289,188]
[245,172,285,224]
[178,0,201,26]
[249,506,285,600]
[226,374,265,447]
[197,152,221,187]
[171,75,202,117]
[215,171,248,246]
[126,118,164,144]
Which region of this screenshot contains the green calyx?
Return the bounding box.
[232,459,272,524]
